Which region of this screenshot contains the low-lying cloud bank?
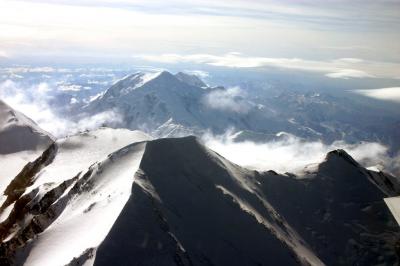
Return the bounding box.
[202,131,400,176]
[354,87,400,103]
[0,80,122,137]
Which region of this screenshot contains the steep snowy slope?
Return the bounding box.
[0,133,398,265]
[385,196,400,225]
[0,128,151,265]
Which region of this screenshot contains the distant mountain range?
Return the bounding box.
[82,71,400,152]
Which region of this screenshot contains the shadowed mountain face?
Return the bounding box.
[259,150,400,265]
[93,137,399,266]
[94,137,308,266]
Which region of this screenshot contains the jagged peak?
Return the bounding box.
[325,149,360,167]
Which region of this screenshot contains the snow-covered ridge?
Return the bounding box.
[99,71,206,99]
[0,129,399,265]
[0,127,151,265]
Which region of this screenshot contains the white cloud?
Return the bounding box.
[136,53,400,79]
[0,80,123,138]
[354,87,400,103]
[202,130,398,175]
[0,50,8,58]
[1,0,399,65]
[325,69,374,79]
[203,87,251,113]
[183,70,209,79]
[58,84,83,92]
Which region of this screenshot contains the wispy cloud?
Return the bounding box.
[183,70,209,79]
[136,53,400,79]
[0,0,399,63]
[354,87,400,103]
[203,87,251,113]
[325,69,374,79]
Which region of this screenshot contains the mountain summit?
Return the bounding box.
[84,71,295,137]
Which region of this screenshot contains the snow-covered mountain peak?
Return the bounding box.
[105,71,163,97]
[0,99,53,154]
[100,70,206,100]
[139,70,202,89]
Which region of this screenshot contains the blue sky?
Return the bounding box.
[0,0,399,79]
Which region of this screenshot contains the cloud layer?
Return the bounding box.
[202,130,399,176]
[136,53,400,79]
[354,87,400,103]
[0,80,122,137]
[1,0,399,65]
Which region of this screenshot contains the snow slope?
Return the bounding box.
[24,141,147,266]
[0,128,151,265]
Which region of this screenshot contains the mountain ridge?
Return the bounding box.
[0,128,398,265]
